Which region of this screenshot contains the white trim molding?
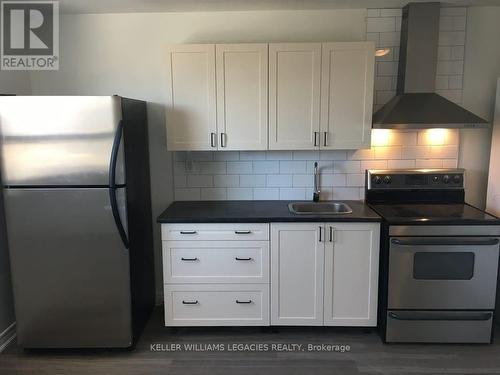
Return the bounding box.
[0,322,16,353]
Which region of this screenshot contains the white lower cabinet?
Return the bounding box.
[270,223,324,325]
[164,284,269,326]
[270,222,380,326]
[323,223,380,326]
[162,222,379,327]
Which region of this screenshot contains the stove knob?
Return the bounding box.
[453,175,462,183]
[373,176,382,184]
[432,175,440,183]
[383,175,392,184]
[443,175,451,184]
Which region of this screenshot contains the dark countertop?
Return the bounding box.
[157,200,381,223]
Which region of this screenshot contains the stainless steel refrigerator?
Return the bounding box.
[0,96,155,348]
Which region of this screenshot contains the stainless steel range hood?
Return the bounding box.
[372,2,488,129]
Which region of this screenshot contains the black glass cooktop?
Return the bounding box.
[369,203,500,224]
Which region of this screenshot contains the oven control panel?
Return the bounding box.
[367,169,464,190]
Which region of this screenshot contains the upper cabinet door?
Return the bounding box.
[269,43,322,150]
[165,44,217,151]
[323,223,380,327]
[216,44,268,150]
[320,42,375,150]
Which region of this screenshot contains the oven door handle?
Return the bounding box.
[391,238,500,246]
[388,311,493,321]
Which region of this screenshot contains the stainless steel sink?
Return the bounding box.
[288,202,353,215]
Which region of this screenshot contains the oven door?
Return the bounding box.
[388,237,500,310]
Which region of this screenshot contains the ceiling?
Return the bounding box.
[59,0,500,14]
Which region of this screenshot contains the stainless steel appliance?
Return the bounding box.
[0,96,155,348]
[367,169,500,343]
[372,2,488,129]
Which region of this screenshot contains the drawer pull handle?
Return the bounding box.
[236,300,252,304]
[181,257,198,261]
[235,257,253,261]
[180,231,197,235]
[182,300,199,305]
[235,230,252,234]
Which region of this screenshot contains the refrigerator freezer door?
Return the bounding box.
[4,187,132,348]
[0,96,125,186]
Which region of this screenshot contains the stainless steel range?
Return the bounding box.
[366,169,500,343]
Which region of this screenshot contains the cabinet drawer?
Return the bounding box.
[163,241,269,283]
[164,284,270,326]
[161,223,269,241]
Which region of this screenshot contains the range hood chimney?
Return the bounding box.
[372,2,488,129]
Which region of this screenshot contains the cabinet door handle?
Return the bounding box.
[182,300,199,305]
[313,132,319,147]
[180,231,197,235]
[181,257,198,261]
[319,226,322,242]
[235,230,252,234]
[236,300,252,304]
[210,132,216,148]
[235,257,253,261]
[220,133,227,148]
[324,132,328,147]
[329,226,334,242]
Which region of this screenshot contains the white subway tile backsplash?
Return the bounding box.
[416,159,444,168]
[374,146,402,160]
[266,151,293,160]
[379,32,400,46]
[367,9,381,17]
[377,61,399,76]
[320,174,346,187]
[346,174,365,187]
[293,174,314,188]
[240,151,266,160]
[448,75,463,89]
[227,161,252,174]
[198,161,226,175]
[214,151,240,161]
[186,151,214,161]
[388,159,416,169]
[436,60,464,76]
[253,161,280,174]
[187,175,213,187]
[360,160,388,171]
[253,188,279,200]
[320,150,347,160]
[367,17,395,33]
[435,75,449,90]
[293,150,320,160]
[443,159,459,168]
[347,149,374,160]
[201,188,227,200]
[214,175,239,187]
[438,31,466,46]
[240,174,266,187]
[334,161,361,174]
[450,46,465,60]
[174,175,187,188]
[380,8,402,17]
[307,160,334,174]
[331,187,361,200]
[279,188,306,200]
[267,174,293,187]
[280,161,307,174]
[227,188,253,200]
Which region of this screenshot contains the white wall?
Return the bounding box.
[0,71,30,347]
[461,6,500,208]
[29,9,366,300]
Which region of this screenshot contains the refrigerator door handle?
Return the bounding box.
[109,120,129,249]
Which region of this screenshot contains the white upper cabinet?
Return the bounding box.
[269,43,322,150]
[165,42,375,151]
[320,42,375,150]
[216,44,268,150]
[271,223,324,325]
[323,223,380,326]
[165,44,217,151]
